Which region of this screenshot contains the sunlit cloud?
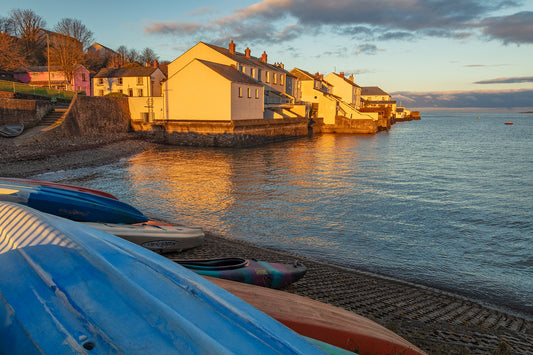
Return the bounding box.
[479,11,533,44]
[392,89,533,108]
[354,43,383,55]
[474,76,533,84]
[145,0,526,45]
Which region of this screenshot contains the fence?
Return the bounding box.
[0,80,76,100]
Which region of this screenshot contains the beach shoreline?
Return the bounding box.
[2,135,532,354]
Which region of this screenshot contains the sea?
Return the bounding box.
[33,112,533,320]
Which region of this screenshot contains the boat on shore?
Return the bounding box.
[0,202,328,354]
[0,181,147,224]
[207,276,426,355]
[176,257,307,289]
[0,123,24,137]
[0,177,118,200]
[82,222,205,253]
[505,122,514,125]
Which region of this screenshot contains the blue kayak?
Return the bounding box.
[0,181,147,224]
[0,202,327,354]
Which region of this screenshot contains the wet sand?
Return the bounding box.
[2,135,532,354]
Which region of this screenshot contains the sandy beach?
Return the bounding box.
[2,134,532,354]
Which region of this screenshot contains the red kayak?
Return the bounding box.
[206,276,426,355]
[0,178,118,200]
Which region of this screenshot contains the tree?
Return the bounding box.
[0,16,14,34]
[9,9,46,65]
[49,18,93,88]
[126,48,139,64]
[0,32,27,70]
[116,45,128,65]
[140,47,158,66]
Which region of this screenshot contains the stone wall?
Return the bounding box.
[137,118,309,147]
[319,115,378,134]
[0,98,51,127]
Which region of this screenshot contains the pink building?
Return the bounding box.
[14,65,91,96]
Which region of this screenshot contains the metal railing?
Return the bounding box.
[0,80,76,100]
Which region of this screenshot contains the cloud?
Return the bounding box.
[145,0,527,46]
[480,11,533,44]
[474,76,533,84]
[392,89,533,108]
[354,43,383,55]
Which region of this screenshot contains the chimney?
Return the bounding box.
[349,74,354,82]
[229,40,236,54]
[245,47,251,58]
[260,51,267,63]
[340,72,344,78]
[145,61,150,67]
[279,62,284,69]
[153,59,159,68]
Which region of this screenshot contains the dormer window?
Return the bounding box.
[266,71,270,83]
[273,73,277,84]
[251,68,256,79]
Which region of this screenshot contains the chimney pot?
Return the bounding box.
[349,74,354,82]
[245,47,251,58]
[229,40,236,54]
[153,59,159,68]
[340,72,344,78]
[260,51,267,63]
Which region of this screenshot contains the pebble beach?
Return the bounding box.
[2,134,532,354]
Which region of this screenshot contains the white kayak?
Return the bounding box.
[82,222,204,253]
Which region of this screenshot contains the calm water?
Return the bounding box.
[34,112,533,319]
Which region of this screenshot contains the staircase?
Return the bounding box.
[39,106,69,127]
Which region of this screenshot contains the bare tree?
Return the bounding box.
[49,18,93,88]
[126,48,139,64]
[140,47,158,66]
[116,45,128,65]
[54,18,93,49]
[9,9,46,65]
[0,32,27,70]
[0,16,14,34]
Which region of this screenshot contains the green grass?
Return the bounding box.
[0,80,76,100]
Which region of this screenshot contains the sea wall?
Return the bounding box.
[0,98,51,127]
[38,96,132,140]
[135,118,309,147]
[318,115,379,134]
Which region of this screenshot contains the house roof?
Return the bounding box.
[197,60,262,86]
[89,42,117,54]
[201,42,289,75]
[94,66,160,78]
[329,73,360,88]
[361,86,389,96]
[290,68,316,81]
[16,65,86,73]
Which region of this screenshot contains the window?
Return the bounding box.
[266,71,270,83]
[118,78,123,85]
[280,74,284,85]
[238,87,243,97]
[82,74,86,82]
[258,69,262,82]
[273,73,277,84]
[137,89,143,97]
[255,89,259,99]
[251,68,255,79]
[239,64,244,73]
[137,77,143,85]
[118,89,123,94]
[98,78,103,85]
[247,88,251,98]
[98,90,104,96]
[128,89,133,97]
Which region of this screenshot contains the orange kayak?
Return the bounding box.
[206,276,426,355]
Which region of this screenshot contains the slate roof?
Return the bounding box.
[94,67,160,78]
[201,42,289,75]
[330,73,360,88]
[197,60,262,86]
[290,68,315,81]
[361,86,389,96]
[16,65,85,73]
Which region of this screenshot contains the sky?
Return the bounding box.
[2,0,533,111]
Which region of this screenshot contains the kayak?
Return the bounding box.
[0,181,147,224]
[82,222,204,253]
[0,177,118,199]
[0,123,24,137]
[0,202,327,354]
[206,276,426,355]
[176,257,307,289]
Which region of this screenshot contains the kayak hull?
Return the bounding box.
[177,257,307,289]
[0,202,325,354]
[0,181,147,224]
[0,177,118,199]
[82,222,204,253]
[207,276,426,355]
